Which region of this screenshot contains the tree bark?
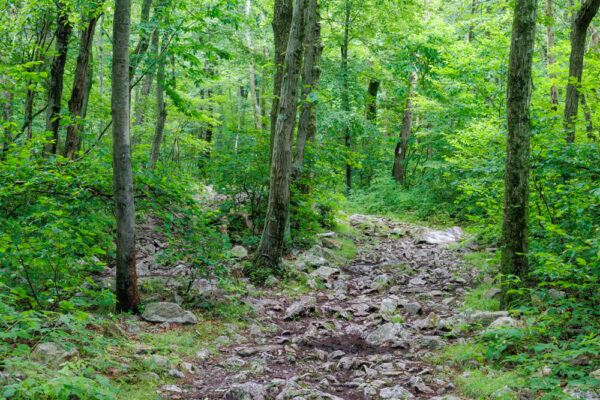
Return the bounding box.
[44,0,73,155]
[112,0,141,313]
[341,0,351,192]
[245,0,263,132]
[392,72,417,185]
[500,0,537,308]
[563,0,600,143]
[292,0,323,188]
[134,26,159,126]
[98,14,104,97]
[269,0,294,163]
[466,0,477,42]
[1,62,14,156]
[148,30,167,170]
[129,0,154,82]
[253,0,307,278]
[546,0,558,108]
[64,7,102,159]
[366,80,379,121]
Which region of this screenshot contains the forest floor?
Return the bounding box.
[123,213,504,400]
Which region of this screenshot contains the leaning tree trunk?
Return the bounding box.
[500,0,538,308]
[292,0,323,189]
[252,0,307,279]
[112,0,141,313]
[341,0,351,192]
[546,0,558,108]
[392,71,417,185]
[64,7,102,159]
[148,30,167,170]
[563,0,600,143]
[269,0,294,163]
[44,0,73,155]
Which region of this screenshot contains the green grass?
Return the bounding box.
[462,284,500,311]
[457,369,526,399]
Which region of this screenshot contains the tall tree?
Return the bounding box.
[545,0,558,108]
[64,4,102,159]
[563,0,600,143]
[269,0,294,162]
[341,0,351,191]
[500,0,538,308]
[148,23,167,169]
[112,0,140,313]
[292,0,323,188]
[392,71,417,185]
[253,0,307,278]
[245,0,262,132]
[44,0,73,155]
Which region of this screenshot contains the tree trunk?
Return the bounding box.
[269,0,294,163]
[253,0,307,278]
[134,26,158,126]
[1,63,14,156]
[292,0,323,188]
[500,0,537,308]
[148,30,167,170]
[392,72,417,185]
[245,0,262,132]
[342,0,351,192]
[260,46,269,131]
[112,0,140,313]
[546,0,558,108]
[581,93,595,140]
[129,0,154,82]
[466,0,477,42]
[44,0,73,155]
[366,80,379,121]
[64,7,101,159]
[563,0,600,143]
[98,14,104,97]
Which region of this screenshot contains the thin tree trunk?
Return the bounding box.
[64,7,101,159]
[148,30,167,170]
[269,0,294,163]
[1,63,14,156]
[44,0,73,155]
[501,0,537,308]
[129,0,154,82]
[260,46,269,131]
[563,0,600,143]
[112,0,140,313]
[392,71,417,185]
[546,0,558,108]
[581,93,595,140]
[253,0,307,278]
[342,0,351,192]
[98,14,104,97]
[245,0,262,131]
[292,0,323,188]
[466,0,477,42]
[366,80,379,121]
[134,26,158,126]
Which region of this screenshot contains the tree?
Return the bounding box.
[392,71,417,185]
[269,0,294,162]
[64,3,102,159]
[500,0,538,308]
[292,0,323,189]
[563,0,600,143]
[341,0,351,191]
[44,0,73,155]
[112,0,140,313]
[252,0,308,279]
[545,0,558,108]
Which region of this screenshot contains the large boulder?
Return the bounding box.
[311,266,339,281]
[467,311,509,327]
[142,302,197,324]
[30,342,79,367]
[379,385,414,399]
[224,382,266,400]
[231,245,249,259]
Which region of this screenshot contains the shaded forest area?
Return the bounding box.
[1,0,600,398]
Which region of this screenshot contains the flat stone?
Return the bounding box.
[30,342,79,367]
[225,382,266,400]
[142,302,197,324]
[380,384,414,399]
[311,266,339,281]
[418,227,462,245]
[284,297,316,320]
[468,311,509,327]
[488,316,518,329]
[365,323,409,346]
[231,245,249,259]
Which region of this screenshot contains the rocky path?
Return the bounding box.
[162,214,492,400]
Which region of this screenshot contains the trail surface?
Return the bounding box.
[164,214,477,400]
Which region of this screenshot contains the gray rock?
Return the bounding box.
[418,227,463,245]
[139,372,160,381]
[417,336,445,350]
[142,302,197,324]
[365,323,410,346]
[275,379,344,400]
[467,311,509,327]
[488,316,518,329]
[284,296,316,320]
[409,277,426,286]
[168,368,185,378]
[404,302,422,315]
[181,362,195,373]
[195,349,211,361]
[409,376,433,394]
[380,384,414,399]
[380,298,398,315]
[564,389,600,400]
[162,385,183,393]
[311,266,338,281]
[225,382,266,400]
[590,369,600,380]
[102,322,127,339]
[124,322,141,334]
[216,335,230,345]
[482,288,502,300]
[231,245,249,259]
[30,342,79,367]
[142,354,170,371]
[224,357,246,368]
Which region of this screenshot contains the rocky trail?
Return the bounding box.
[152,214,508,400]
